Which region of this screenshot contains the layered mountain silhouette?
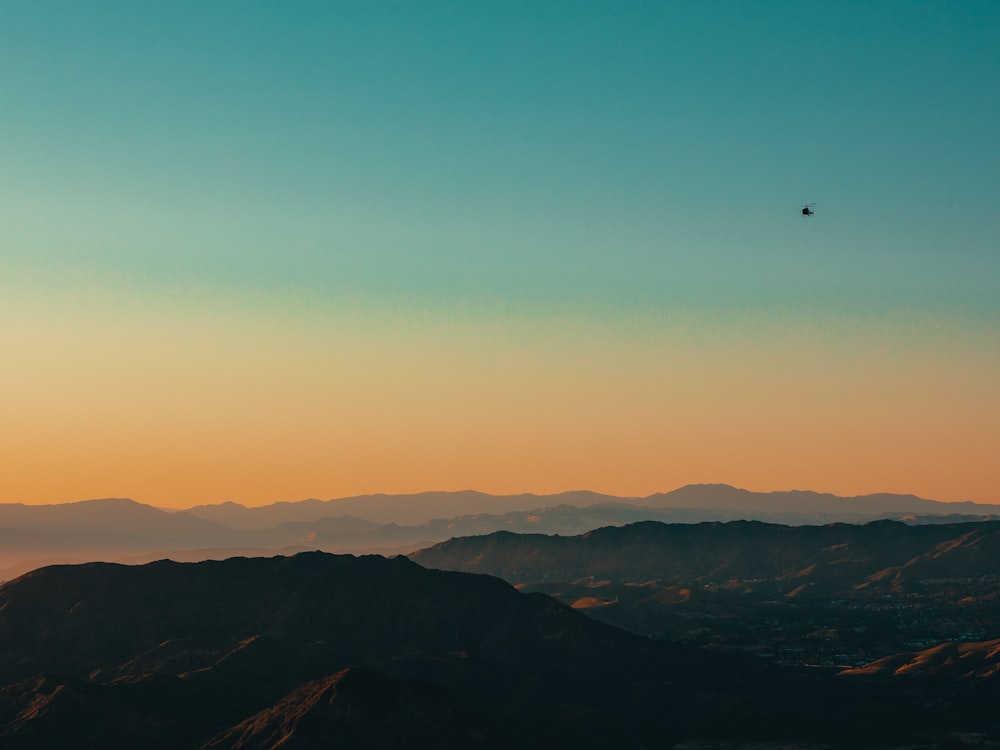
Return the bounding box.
[0,550,970,748]
[409,518,1000,590]
[183,490,620,528]
[410,518,1000,738]
[182,484,1000,527]
[4,485,999,581]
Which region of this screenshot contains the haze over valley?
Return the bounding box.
[5,484,1000,581]
[3,493,1000,747]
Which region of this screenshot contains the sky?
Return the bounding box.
[2,1,998,507]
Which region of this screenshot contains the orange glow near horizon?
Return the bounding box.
[3,2,999,514]
[3,292,997,508]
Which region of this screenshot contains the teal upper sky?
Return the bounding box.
[2,1,999,320]
[3,2,1000,505]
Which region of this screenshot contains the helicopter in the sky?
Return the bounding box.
[801,203,816,216]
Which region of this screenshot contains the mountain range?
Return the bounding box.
[5,510,1000,746]
[0,549,986,748]
[409,517,1000,590]
[4,484,999,580]
[409,517,1000,720]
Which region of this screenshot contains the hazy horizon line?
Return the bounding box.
[4,482,997,510]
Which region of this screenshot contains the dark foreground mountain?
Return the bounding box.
[0,551,969,749]
[199,666,490,750]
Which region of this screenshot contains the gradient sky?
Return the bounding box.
[2,1,998,507]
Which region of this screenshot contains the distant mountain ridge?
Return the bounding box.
[643,484,950,514]
[3,485,998,580]
[184,490,622,529]
[409,518,1000,590]
[183,484,1000,527]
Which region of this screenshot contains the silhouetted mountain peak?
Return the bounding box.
[644,485,945,514]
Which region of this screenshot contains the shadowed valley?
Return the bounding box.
[3,490,1000,747]
[0,550,921,749]
[411,519,1000,744]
